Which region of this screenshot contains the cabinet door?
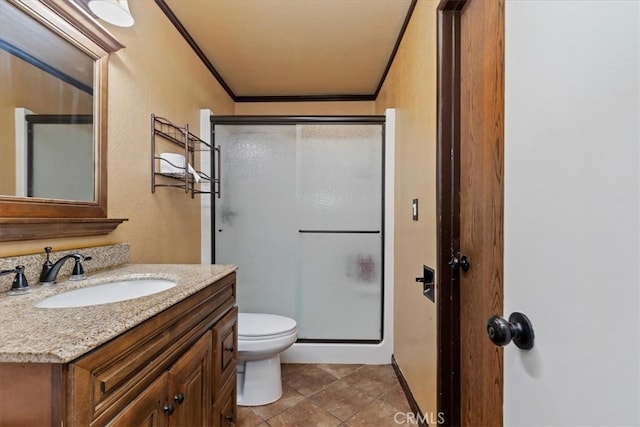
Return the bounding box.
[107,373,168,427]
[168,331,212,427]
[213,379,237,427]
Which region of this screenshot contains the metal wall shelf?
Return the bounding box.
[151,114,220,198]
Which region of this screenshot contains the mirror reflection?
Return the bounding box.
[0,0,96,202]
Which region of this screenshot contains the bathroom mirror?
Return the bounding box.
[0,0,125,241]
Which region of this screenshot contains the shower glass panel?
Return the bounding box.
[298,233,382,340]
[213,119,383,342]
[214,125,298,318]
[297,124,382,230]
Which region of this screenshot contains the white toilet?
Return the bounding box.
[237,313,297,406]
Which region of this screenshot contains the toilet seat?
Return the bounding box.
[238,313,297,341]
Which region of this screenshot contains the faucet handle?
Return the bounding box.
[70,255,92,281]
[2,266,31,295]
[40,246,54,282]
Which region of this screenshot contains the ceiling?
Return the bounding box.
[156,0,416,102]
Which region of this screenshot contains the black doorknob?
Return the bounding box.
[486,312,534,350]
[448,254,470,272]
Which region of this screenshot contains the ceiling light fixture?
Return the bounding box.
[87,0,134,28]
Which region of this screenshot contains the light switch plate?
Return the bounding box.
[412,199,418,221]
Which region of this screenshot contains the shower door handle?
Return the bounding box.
[298,230,380,234]
[214,145,221,198]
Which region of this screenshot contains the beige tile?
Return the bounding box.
[266,400,342,427]
[344,399,405,427]
[316,364,363,379]
[236,406,263,427]
[238,363,406,427]
[250,384,305,420]
[284,364,340,397]
[308,379,376,421]
[379,380,412,413]
[342,364,399,398]
[282,363,307,380]
[358,364,396,378]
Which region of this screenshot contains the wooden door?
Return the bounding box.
[108,373,168,427]
[437,0,505,425]
[459,0,505,424]
[168,331,213,427]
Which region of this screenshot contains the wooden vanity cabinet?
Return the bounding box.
[0,272,237,427]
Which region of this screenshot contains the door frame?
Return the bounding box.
[436,1,464,425]
[436,1,505,425]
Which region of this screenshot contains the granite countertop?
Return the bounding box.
[0,264,237,364]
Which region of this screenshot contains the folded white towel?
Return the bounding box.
[159,152,201,182]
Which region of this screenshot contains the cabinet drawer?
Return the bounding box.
[213,306,238,395]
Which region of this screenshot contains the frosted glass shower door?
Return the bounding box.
[214,121,384,342]
[214,125,297,318]
[296,124,383,341]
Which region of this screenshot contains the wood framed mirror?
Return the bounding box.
[0,0,126,241]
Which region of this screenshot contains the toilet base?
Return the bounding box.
[237,353,283,406]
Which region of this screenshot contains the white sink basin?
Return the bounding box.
[35,279,177,308]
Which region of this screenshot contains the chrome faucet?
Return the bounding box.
[39,247,92,285]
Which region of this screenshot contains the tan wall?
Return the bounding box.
[0,52,93,195]
[0,1,234,260]
[375,0,439,416]
[235,101,375,116]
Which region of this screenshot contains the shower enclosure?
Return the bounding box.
[211,117,384,343]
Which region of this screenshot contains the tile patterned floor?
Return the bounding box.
[237,364,415,427]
